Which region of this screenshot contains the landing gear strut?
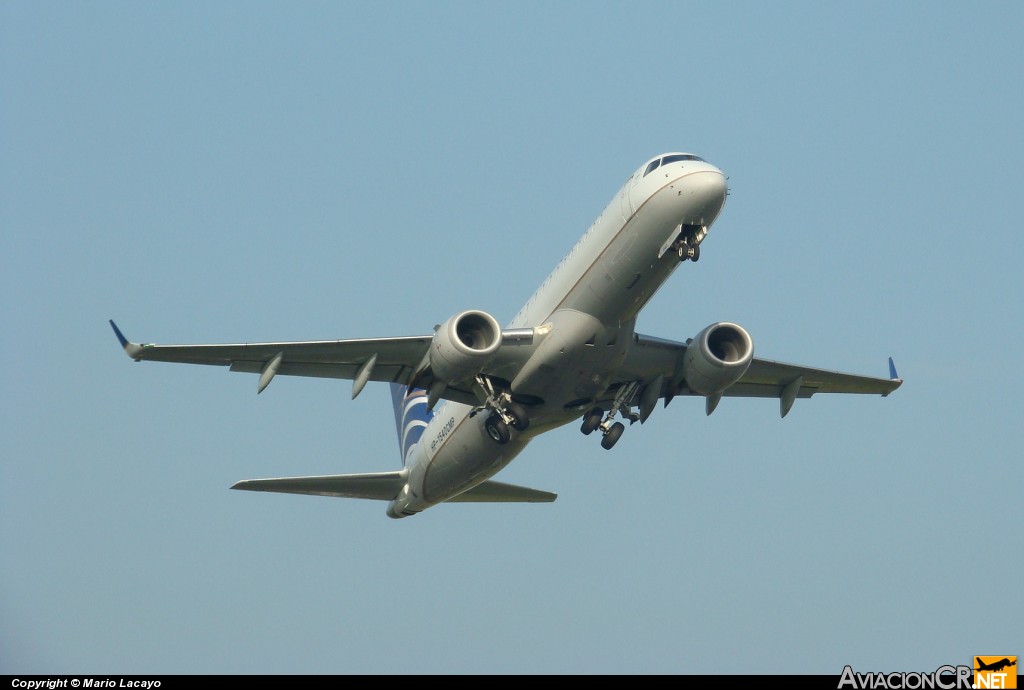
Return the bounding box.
[475,374,529,445]
[505,402,530,432]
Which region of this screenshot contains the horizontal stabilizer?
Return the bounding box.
[446,480,557,503]
[231,473,555,504]
[231,471,406,501]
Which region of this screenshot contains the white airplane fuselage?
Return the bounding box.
[387,155,728,518]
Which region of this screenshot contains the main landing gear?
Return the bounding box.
[474,374,529,446]
[580,381,641,450]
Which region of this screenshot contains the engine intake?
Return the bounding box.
[430,310,502,383]
[683,322,754,395]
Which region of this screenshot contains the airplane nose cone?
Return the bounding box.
[680,170,728,226]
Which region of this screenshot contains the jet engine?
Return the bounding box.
[430,310,502,383]
[683,322,754,395]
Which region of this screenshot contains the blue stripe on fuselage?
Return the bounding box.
[389,382,435,467]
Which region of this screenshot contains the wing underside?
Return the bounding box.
[111,321,899,417]
[109,319,545,406]
[111,321,431,381]
[109,320,491,405]
[610,332,901,410]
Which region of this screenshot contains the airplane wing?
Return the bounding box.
[610,332,901,416]
[108,320,513,405]
[111,319,430,388]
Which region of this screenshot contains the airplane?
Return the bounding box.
[976,658,1016,673]
[110,151,902,518]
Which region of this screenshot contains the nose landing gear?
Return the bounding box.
[668,224,706,262]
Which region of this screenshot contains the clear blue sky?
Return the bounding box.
[3,1,1021,674]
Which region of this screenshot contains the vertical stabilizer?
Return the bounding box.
[389,383,434,467]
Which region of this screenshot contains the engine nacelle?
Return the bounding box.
[430,310,502,383]
[683,322,754,395]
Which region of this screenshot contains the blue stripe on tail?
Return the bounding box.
[389,383,435,467]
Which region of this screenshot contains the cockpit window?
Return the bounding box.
[643,154,704,177]
[661,154,704,165]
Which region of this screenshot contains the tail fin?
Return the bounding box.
[390,383,435,467]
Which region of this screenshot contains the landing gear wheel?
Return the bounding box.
[580,407,603,435]
[506,402,530,432]
[485,415,511,444]
[601,422,625,450]
[689,243,700,262]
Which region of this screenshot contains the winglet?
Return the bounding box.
[882,357,903,397]
[109,319,129,347]
[109,320,144,360]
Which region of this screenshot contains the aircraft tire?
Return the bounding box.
[507,402,530,432]
[580,407,603,435]
[485,415,511,444]
[601,422,625,450]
